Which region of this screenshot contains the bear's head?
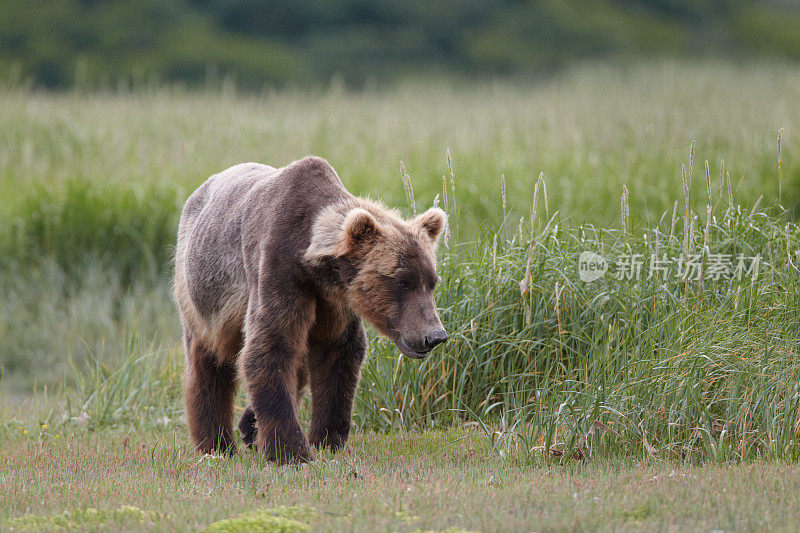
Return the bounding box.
[306,203,448,358]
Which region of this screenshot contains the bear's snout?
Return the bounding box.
[396,325,448,359]
[423,328,448,350]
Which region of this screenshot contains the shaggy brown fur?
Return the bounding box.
[174,156,447,463]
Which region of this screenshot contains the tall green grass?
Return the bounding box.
[0,260,178,394]
[2,60,799,283]
[1,179,180,284]
[354,146,800,462]
[3,60,800,230]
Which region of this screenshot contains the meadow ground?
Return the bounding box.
[4,428,800,532]
[1,60,800,530]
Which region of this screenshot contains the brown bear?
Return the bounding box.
[174,156,448,463]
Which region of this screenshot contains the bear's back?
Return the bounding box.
[177,157,350,325]
[176,163,274,323]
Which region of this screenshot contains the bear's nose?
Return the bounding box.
[423,328,448,350]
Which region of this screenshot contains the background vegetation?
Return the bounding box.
[1,60,799,465]
[3,3,800,529]
[3,0,800,89]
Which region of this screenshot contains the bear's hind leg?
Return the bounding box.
[184,332,238,455]
[238,405,257,448]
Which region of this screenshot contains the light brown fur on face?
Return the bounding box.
[174,157,448,463]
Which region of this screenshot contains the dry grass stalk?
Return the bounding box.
[778,128,784,202]
[752,194,763,214]
[501,173,507,216]
[727,171,733,208]
[670,200,678,238]
[400,161,416,214]
[621,185,630,235]
[519,172,544,310]
[446,148,456,212]
[682,164,690,259]
[699,204,712,289]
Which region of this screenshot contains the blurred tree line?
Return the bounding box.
[2,0,800,89]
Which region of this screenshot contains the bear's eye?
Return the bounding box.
[393,270,418,294]
[420,272,439,292]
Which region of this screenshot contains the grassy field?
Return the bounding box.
[4,428,800,532]
[2,60,800,530]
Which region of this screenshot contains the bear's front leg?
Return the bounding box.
[308,319,367,452]
[241,331,313,464]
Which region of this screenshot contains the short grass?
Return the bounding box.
[4,427,800,532]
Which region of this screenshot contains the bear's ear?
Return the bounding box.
[306,206,380,261]
[341,208,380,253]
[410,207,447,246]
